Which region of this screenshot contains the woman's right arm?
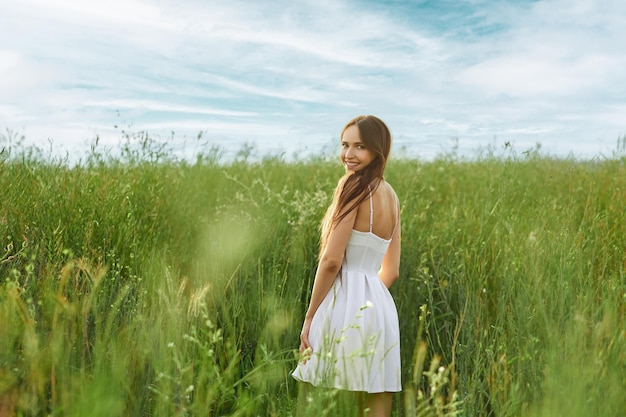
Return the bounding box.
[379,210,401,288]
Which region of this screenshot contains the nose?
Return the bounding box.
[344,146,353,158]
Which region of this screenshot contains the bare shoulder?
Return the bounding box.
[378,180,399,202]
[377,181,400,222]
[356,180,399,238]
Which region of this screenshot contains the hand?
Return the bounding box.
[299,318,313,363]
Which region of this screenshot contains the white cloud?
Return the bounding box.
[5,0,172,31]
[0,50,57,96]
[459,53,618,97]
[83,99,259,117]
[456,0,626,98]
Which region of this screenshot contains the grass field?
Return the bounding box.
[1,133,625,416]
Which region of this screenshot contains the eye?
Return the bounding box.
[341,142,348,148]
[357,145,366,149]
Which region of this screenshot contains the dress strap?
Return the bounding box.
[368,185,373,233]
[390,194,399,239]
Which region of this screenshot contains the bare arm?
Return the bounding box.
[379,208,401,288]
[299,205,357,358]
[305,208,356,320]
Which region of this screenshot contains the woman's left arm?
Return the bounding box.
[300,207,357,357]
[304,208,356,321]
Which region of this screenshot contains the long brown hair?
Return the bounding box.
[320,115,392,256]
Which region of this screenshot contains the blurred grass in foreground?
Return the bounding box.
[0,132,624,416]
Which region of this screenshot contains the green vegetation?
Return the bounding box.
[1,132,624,416]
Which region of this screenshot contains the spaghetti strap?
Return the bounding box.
[368,185,398,240]
[390,194,399,239]
[368,185,373,233]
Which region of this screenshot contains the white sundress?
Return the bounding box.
[292,192,401,393]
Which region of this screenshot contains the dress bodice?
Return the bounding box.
[343,230,391,275]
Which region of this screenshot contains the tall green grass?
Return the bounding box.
[1,132,624,416]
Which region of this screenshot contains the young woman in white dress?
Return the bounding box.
[292,115,402,417]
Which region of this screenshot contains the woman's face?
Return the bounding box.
[340,124,376,173]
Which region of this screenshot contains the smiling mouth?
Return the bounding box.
[345,161,359,168]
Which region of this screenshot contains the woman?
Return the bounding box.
[292,115,401,417]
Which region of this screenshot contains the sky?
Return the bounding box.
[1,0,625,162]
